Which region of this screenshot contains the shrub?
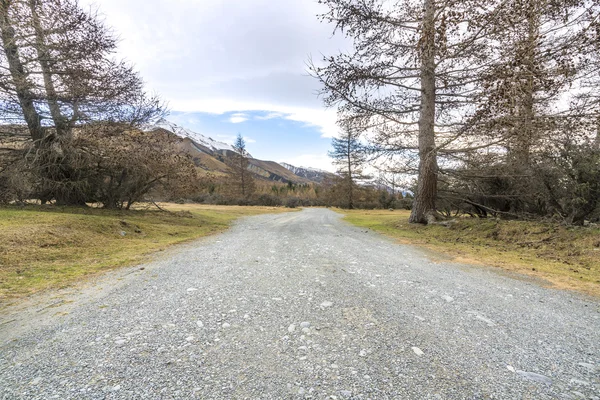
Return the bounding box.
[393,198,413,210]
[285,197,301,208]
[253,193,282,207]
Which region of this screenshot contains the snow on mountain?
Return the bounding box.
[145,120,335,183]
[280,163,330,175]
[145,119,239,155]
[280,163,336,183]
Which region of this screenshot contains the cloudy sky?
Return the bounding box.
[83,0,349,171]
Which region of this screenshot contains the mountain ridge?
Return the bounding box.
[144,118,247,156]
[280,163,336,183]
[144,119,327,184]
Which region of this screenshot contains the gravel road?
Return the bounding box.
[1,208,599,399]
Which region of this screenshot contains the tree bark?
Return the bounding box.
[595,117,600,149]
[347,138,353,209]
[240,152,247,198]
[0,0,45,142]
[512,0,538,168]
[28,0,70,138]
[409,0,438,224]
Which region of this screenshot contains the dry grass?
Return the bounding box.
[341,209,600,297]
[0,203,294,301]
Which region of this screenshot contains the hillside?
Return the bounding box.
[145,120,325,184]
[149,119,239,157]
[0,121,327,186]
[280,163,336,183]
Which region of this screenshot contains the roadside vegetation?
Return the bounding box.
[0,204,293,301]
[342,209,600,297]
[313,0,600,226]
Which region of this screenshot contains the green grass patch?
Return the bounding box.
[0,204,293,300]
[341,209,600,297]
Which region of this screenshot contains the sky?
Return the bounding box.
[82,0,350,171]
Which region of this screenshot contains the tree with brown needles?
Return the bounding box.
[313,0,600,223]
[82,125,198,210]
[311,0,502,224]
[0,0,165,204]
[449,0,600,222]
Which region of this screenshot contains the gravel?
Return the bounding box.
[1,208,599,399]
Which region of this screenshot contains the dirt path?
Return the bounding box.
[1,208,598,399]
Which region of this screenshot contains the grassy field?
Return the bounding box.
[341,209,600,297]
[0,204,294,301]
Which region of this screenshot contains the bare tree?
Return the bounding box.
[311,0,500,223]
[0,0,165,204]
[0,0,45,140]
[445,0,600,219]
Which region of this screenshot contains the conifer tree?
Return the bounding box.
[227,134,256,200]
[328,124,366,209]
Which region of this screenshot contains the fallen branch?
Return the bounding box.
[151,201,174,213]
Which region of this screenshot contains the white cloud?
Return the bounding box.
[81,0,348,139]
[244,136,256,144]
[171,98,339,138]
[282,107,339,139]
[229,113,249,124]
[85,0,348,80]
[256,112,285,120]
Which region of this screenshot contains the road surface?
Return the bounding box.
[1,208,599,399]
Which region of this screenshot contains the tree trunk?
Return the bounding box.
[347,141,353,209]
[28,0,70,138]
[240,153,246,198]
[508,2,538,214]
[595,117,600,149]
[0,0,45,142]
[409,0,438,224]
[512,1,538,169]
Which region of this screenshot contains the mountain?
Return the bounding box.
[280,163,336,183]
[145,119,250,157]
[144,120,319,184]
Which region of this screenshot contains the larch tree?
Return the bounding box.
[227,134,256,201]
[311,0,502,224]
[0,0,164,204]
[571,0,600,149]
[454,0,600,221]
[475,0,596,165]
